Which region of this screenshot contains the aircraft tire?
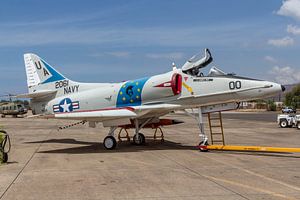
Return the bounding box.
[133,133,145,145]
[199,147,208,152]
[280,119,288,128]
[103,136,117,150]
[199,141,209,152]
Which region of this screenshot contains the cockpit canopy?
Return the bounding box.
[182,49,231,78]
[182,48,212,76]
[207,66,226,76]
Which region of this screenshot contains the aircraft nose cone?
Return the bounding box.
[281,85,286,92]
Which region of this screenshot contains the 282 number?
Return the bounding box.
[229,81,241,90]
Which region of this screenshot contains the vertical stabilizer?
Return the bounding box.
[24,53,67,92]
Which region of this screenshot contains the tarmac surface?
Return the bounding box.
[222,111,278,122]
[0,111,300,200]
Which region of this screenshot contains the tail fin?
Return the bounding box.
[24,53,67,92]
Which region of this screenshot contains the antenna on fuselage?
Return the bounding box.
[172,62,177,71]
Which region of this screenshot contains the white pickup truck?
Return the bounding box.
[278,114,300,129]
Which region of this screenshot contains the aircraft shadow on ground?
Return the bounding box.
[0,161,18,165]
[24,138,300,158]
[25,138,197,154]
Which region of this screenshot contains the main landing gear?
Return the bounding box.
[103,136,117,150]
[132,118,147,146]
[103,118,150,150]
[103,127,117,150]
[133,133,145,145]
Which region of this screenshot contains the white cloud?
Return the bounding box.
[107,51,131,58]
[287,24,300,35]
[145,52,185,60]
[90,51,131,58]
[267,36,294,47]
[0,17,259,48]
[264,55,277,63]
[269,66,300,84]
[277,0,300,20]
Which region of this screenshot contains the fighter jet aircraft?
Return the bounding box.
[18,49,284,149]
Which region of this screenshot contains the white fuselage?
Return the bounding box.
[31,69,282,116]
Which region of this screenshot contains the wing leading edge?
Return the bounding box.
[55,108,137,121]
[52,103,180,121]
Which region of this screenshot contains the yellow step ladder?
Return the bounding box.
[203,112,300,153]
[207,112,225,145]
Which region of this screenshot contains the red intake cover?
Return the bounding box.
[171,73,182,95]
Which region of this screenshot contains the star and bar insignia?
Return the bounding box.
[53,98,80,113]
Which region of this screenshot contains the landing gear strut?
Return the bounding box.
[132,118,149,145]
[103,118,155,149]
[185,108,209,151]
[197,108,209,152]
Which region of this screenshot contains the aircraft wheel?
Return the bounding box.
[133,133,145,145]
[199,141,209,152]
[1,114,5,118]
[280,119,288,128]
[103,136,117,150]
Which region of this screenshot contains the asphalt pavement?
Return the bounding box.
[0,112,300,200]
[222,111,279,122]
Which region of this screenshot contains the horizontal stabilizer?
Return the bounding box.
[16,90,57,99]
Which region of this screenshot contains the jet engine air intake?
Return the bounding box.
[171,73,182,95]
[143,72,183,103]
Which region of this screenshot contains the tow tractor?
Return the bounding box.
[0,129,11,164]
[277,114,300,129]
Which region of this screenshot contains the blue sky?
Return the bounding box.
[1,0,300,94]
